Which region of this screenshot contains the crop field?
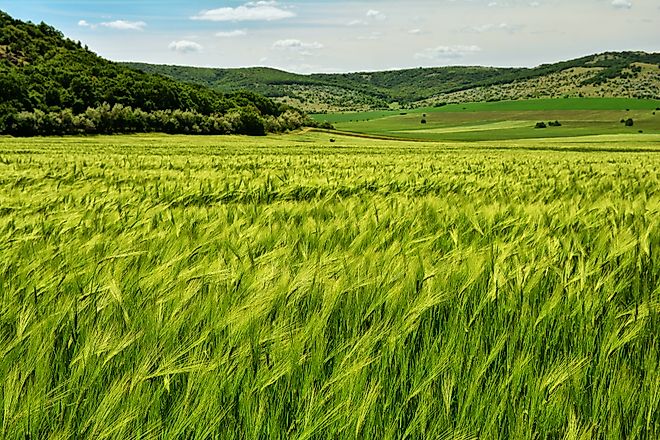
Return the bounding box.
[312,98,660,141]
[1,132,660,439]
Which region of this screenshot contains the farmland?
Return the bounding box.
[1,132,659,439]
[312,98,660,142]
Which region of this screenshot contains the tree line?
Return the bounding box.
[2,104,316,137]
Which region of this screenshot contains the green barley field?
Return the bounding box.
[1,132,659,439]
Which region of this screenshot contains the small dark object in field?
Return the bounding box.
[421,119,427,124]
[422,114,427,118]
[535,122,547,129]
[329,138,336,143]
[626,109,630,111]
[656,107,660,110]
[620,119,626,123]
[653,112,656,115]
[638,130,644,133]
[400,112,407,115]
[462,107,467,110]
[548,120,562,127]
[625,118,634,127]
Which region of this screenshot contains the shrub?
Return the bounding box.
[535,122,547,129]
[625,118,634,127]
[318,121,335,130]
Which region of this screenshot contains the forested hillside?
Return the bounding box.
[0,11,312,136]
[127,52,660,112]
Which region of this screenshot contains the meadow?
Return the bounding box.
[312,98,660,141]
[1,131,659,439]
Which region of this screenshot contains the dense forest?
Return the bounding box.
[0,11,318,136]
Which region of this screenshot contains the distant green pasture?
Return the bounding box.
[312,98,660,124]
[313,98,660,141]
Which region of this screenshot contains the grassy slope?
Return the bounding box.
[1,132,659,438]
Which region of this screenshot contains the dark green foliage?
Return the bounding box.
[548,120,562,127]
[0,10,312,136]
[1,104,321,137]
[580,52,660,86]
[535,121,547,128]
[421,119,427,124]
[625,118,634,127]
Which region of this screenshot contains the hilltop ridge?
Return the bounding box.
[124,52,660,112]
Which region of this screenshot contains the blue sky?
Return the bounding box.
[2,0,659,73]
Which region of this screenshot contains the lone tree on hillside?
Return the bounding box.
[535,122,547,129]
[625,118,634,127]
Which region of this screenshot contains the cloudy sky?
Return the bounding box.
[2,0,659,73]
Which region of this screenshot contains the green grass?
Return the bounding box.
[312,98,660,124]
[314,98,660,141]
[1,132,659,439]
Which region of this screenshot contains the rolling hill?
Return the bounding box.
[0,10,308,136]
[125,52,660,113]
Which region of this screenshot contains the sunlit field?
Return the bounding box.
[1,132,659,439]
[312,98,660,142]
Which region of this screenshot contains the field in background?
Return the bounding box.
[312,98,660,141]
[1,132,659,439]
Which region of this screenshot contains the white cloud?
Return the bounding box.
[408,29,423,35]
[348,9,386,26]
[192,2,295,22]
[611,0,632,9]
[273,39,323,57]
[78,20,91,27]
[366,9,387,21]
[168,40,203,53]
[357,32,383,41]
[273,39,323,50]
[464,23,524,33]
[414,45,481,61]
[100,20,146,31]
[215,30,247,38]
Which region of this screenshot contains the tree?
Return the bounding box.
[625,118,634,127]
[237,107,266,136]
